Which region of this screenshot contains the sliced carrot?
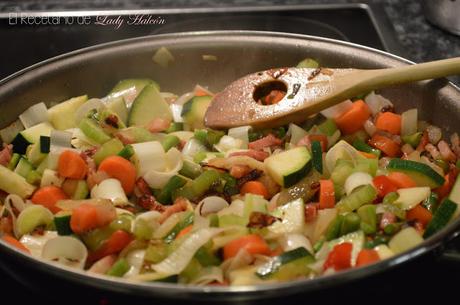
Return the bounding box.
[87,230,133,263]
[435,170,458,199]
[407,204,433,227]
[58,150,87,180]
[98,156,136,194]
[176,225,193,240]
[31,185,68,214]
[356,249,380,267]
[240,181,269,199]
[223,234,271,260]
[319,179,335,209]
[358,151,377,159]
[308,134,328,151]
[334,100,371,135]
[387,172,417,189]
[375,112,402,135]
[2,234,30,253]
[70,203,116,234]
[368,134,401,157]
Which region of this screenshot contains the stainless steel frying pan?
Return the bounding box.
[0,31,460,302]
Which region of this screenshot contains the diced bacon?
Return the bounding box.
[416,131,429,152]
[247,211,280,228]
[134,177,152,197]
[159,197,188,223]
[248,134,282,151]
[0,216,13,235]
[296,135,311,147]
[138,194,165,212]
[0,144,12,167]
[305,203,319,222]
[380,212,396,230]
[425,144,441,160]
[86,170,110,190]
[228,150,269,161]
[438,140,456,162]
[229,164,252,179]
[88,255,117,274]
[450,133,460,158]
[146,118,171,133]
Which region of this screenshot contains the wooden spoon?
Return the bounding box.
[204,57,460,129]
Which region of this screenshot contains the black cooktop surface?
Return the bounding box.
[1,4,458,305]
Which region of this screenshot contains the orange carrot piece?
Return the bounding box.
[176,225,193,240]
[98,156,136,194]
[406,204,433,227]
[58,150,87,180]
[387,172,417,189]
[223,234,271,260]
[368,134,401,157]
[319,179,335,209]
[356,249,380,267]
[375,112,402,135]
[31,186,68,214]
[2,234,30,253]
[334,100,371,135]
[70,203,116,234]
[435,170,458,199]
[240,181,270,199]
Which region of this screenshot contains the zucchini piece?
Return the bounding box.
[389,227,423,254]
[265,146,312,188]
[26,143,46,166]
[54,212,72,235]
[117,144,135,160]
[7,153,21,170]
[422,192,439,214]
[318,118,337,136]
[352,139,381,158]
[423,199,457,238]
[11,122,54,154]
[311,140,323,174]
[72,180,89,200]
[26,170,41,185]
[78,118,111,144]
[93,138,124,165]
[268,198,305,235]
[128,84,172,127]
[47,95,88,130]
[387,159,445,188]
[14,157,34,178]
[99,108,126,130]
[40,136,51,153]
[181,96,212,129]
[105,96,128,124]
[256,247,314,279]
[394,187,431,210]
[109,78,159,101]
[156,175,187,205]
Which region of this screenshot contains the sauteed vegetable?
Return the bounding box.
[1,59,459,285]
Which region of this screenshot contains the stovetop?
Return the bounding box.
[0,3,405,79]
[1,3,459,305]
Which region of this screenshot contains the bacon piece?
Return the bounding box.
[438,140,456,162]
[380,212,396,230]
[296,135,311,147]
[248,134,282,151]
[305,203,319,222]
[451,133,460,158]
[138,194,165,212]
[247,211,280,228]
[159,197,188,223]
[146,118,171,133]
[0,144,12,167]
[134,177,152,197]
[229,149,269,161]
[229,164,252,179]
[425,143,441,160]
[86,170,110,190]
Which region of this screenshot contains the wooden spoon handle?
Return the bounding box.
[355,57,460,92]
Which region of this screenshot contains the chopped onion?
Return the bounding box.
[344,172,373,195]
[88,255,117,274]
[90,178,128,206]
[41,236,88,269]
[173,91,194,106]
[217,199,245,217]
[228,126,251,149]
[182,138,207,158]
[214,135,244,152]
[143,147,183,189]
[16,204,53,237]
[0,119,24,144]
[221,248,252,277]
[20,231,58,258]
[50,130,72,148]
[160,92,178,104]
[152,212,183,239]
[123,249,146,278]
[207,156,265,172]
[364,92,393,116]
[268,198,305,236]
[152,47,175,68]
[40,169,64,188]
[170,104,184,123]
[3,194,29,238]
[133,211,161,234]
[74,98,103,125]
[131,141,166,176]
[426,125,442,144]
[278,233,313,253]
[287,123,308,145]
[320,99,353,119]
[199,196,229,216]
[364,119,377,136]
[152,228,222,275]
[19,102,48,128]
[325,140,364,173]
[401,109,418,137]
[190,266,224,286]
[169,131,194,142]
